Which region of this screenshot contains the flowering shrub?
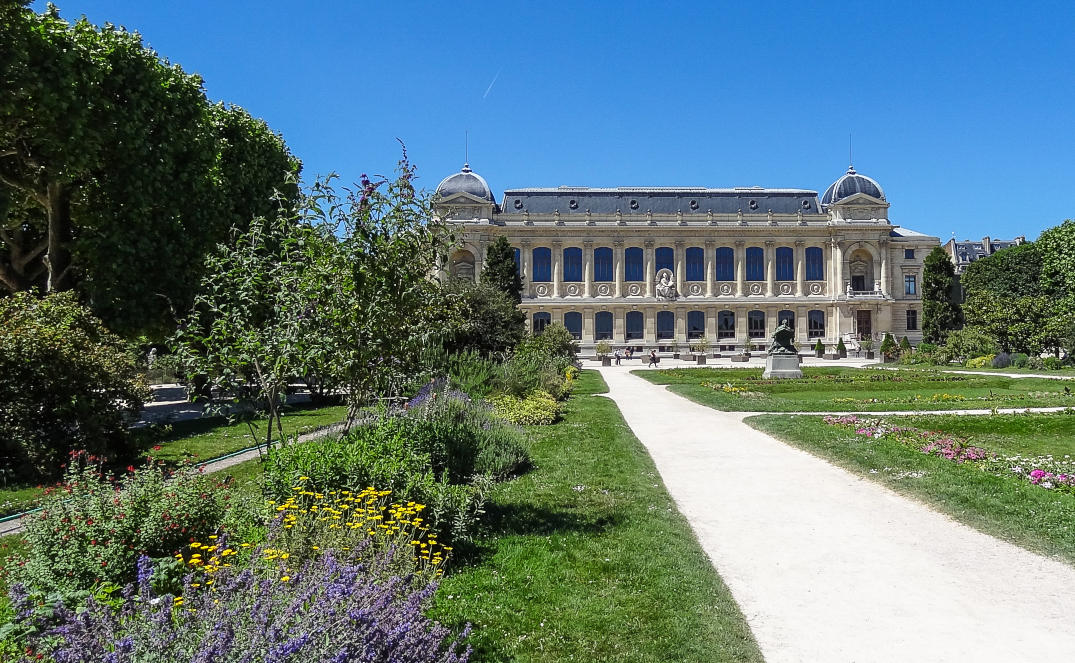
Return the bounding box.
[488,390,561,425]
[701,382,765,398]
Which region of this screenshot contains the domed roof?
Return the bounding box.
[821,166,886,205]
[435,163,495,203]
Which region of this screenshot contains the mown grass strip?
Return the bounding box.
[431,370,762,662]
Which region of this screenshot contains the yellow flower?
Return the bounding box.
[280,575,291,583]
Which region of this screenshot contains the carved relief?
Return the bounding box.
[535,284,549,297]
[597,284,611,296]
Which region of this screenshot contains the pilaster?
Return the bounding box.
[552,241,562,298]
[765,240,776,297]
[735,241,745,297]
[644,240,655,298]
[583,241,593,298]
[614,240,625,298]
[675,241,686,296]
[704,240,715,297]
[794,240,805,296]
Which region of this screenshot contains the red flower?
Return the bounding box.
[127,465,135,472]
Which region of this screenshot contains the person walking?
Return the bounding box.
[648,349,658,368]
[614,350,622,366]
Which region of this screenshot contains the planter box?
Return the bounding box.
[601,356,611,366]
[825,353,840,360]
[730,355,749,363]
[696,355,707,365]
[839,350,847,359]
[864,351,875,359]
[673,353,681,359]
[814,351,824,358]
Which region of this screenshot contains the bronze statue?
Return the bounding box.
[767,319,798,356]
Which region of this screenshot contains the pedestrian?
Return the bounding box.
[648,349,658,368]
[614,350,622,366]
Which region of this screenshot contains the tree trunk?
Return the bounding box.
[45,181,74,291]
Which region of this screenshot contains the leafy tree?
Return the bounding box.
[963,292,1060,354]
[1038,219,1075,317]
[480,236,523,304]
[515,322,579,361]
[922,246,962,344]
[879,333,897,360]
[960,242,1044,301]
[0,4,299,338]
[899,336,912,354]
[438,278,525,356]
[943,328,998,363]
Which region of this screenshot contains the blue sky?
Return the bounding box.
[32,1,1075,242]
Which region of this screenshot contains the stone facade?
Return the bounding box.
[435,164,939,352]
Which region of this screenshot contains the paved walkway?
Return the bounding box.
[596,365,1075,662]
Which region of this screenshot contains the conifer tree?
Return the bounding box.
[922,246,963,344]
[480,236,523,304]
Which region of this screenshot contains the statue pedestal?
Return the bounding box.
[763,354,802,379]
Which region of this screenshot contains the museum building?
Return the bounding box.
[434,164,939,352]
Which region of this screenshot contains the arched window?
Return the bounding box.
[595,311,613,340]
[686,247,704,281]
[532,247,551,282]
[687,310,705,339]
[718,310,735,339]
[533,312,551,334]
[656,247,674,273]
[563,247,582,282]
[564,312,582,339]
[808,310,825,338]
[746,247,764,281]
[625,311,643,340]
[656,311,674,340]
[776,247,794,281]
[625,247,644,281]
[748,310,766,338]
[805,247,824,281]
[449,249,476,281]
[716,247,734,281]
[594,247,613,282]
[778,310,795,330]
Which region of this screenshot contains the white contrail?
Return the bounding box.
[482,68,502,100]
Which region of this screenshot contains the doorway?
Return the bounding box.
[851,275,866,292]
[856,310,872,338]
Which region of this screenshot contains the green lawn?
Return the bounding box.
[634,366,1075,412]
[747,413,1075,564]
[431,370,762,662]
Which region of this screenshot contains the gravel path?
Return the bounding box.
[596,365,1075,662]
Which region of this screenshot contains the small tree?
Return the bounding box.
[860,335,874,352]
[922,246,963,344]
[879,333,898,360]
[836,338,847,357]
[480,236,523,304]
[900,336,913,355]
[594,340,612,358]
[814,338,825,355]
[690,337,709,355]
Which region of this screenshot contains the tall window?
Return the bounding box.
[746,247,764,281]
[716,247,734,281]
[776,247,794,281]
[563,247,582,282]
[656,247,674,273]
[805,247,824,281]
[748,310,766,338]
[905,274,917,295]
[687,310,704,339]
[594,247,613,282]
[533,312,551,334]
[625,311,643,340]
[532,247,551,282]
[808,310,825,338]
[778,310,795,330]
[656,311,674,340]
[686,247,704,281]
[513,247,521,276]
[564,312,582,339]
[718,310,735,339]
[595,312,613,340]
[625,247,644,281]
[906,309,918,330]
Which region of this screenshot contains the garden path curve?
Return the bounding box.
[596,365,1075,663]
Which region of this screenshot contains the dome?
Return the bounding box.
[821,166,886,205]
[435,163,495,203]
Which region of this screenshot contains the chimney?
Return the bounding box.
[982,236,992,254]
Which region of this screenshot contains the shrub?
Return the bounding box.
[879,333,898,360]
[488,390,561,425]
[445,350,497,398]
[1011,353,1030,368]
[965,354,996,369]
[814,339,824,354]
[944,328,998,363]
[899,336,913,354]
[917,342,937,354]
[992,352,1012,368]
[0,292,149,479]
[515,322,579,361]
[1043,356,1066,370]
[594,340,612,358]
[13,454,227,594]
[1028,355,1045,370]
[495,353,574,400]
[836,338,847,355]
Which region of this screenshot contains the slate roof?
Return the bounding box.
[498,186,821,215]
[435,164,496,203]
[821,166,886,205]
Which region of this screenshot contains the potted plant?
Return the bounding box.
[814,339,825,358]
[836,338,847,359]
[861,335,875,360]
[595,340,613,366]
[690,338,709,365]
[879,333,898,363]
[743,337,754,359]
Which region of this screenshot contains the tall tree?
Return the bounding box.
[0,3,299,338]
[480,235,523,304]
[1038,219,1075,318]
[960,241,1044,301]
[922,245,962,344]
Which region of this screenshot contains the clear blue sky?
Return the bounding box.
[32,0,1075,243]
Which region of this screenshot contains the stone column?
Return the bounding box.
[582,307,594,344]
[675,307,686,345]
[675,241,686,297]
[879,238,889,297]
[583,241,593,298]
[644,307,655,344]
[736,306,748,345]
[833,239,845,297]
[794,240,805,296]
[765,241,776,297]
[614,309,625,344]
[735,241,746,297]
[704,241,715,297]
[796,305,808,345]
[552,241,562,298]
[706,306,717,343]
[644,241,655,298]
[520,241,531,299]
[614,240,625,298]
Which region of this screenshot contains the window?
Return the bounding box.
[808,310,825,338]
[532,247,551,282]
[533,312,551,334]
[594,247,613,282]
[746,247,764,281]
[656,247,674,273]
[656,311,674,340]
[564,312,582,339]
[904,248,915,260]
[778,310,795,330]
[905,274,917,295]
[776,247,794,281]
[686,247,704,281]
[625,247,644,281]
[716,247,734,281]
[687,311,704,339]
[513,247,520,276]
[625,311,643,340]
[595,312,613,340]
[748,311,766,338]
[906,309,918,330]
[563,247,582,282]
[718,310,735,339]
[805,247,824,281]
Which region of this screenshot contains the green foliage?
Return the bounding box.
[438,278,525,357]
[961,242,1044,301]
[480,235,523,304]
[1043,356,1067,371]
[495,353,576,400]
[594,340,613,358]
[879,333,898,359]
[922,246,963,344]
[899,336,912,353]
[860,335,874,351]
[14,455,227,594]
[963,291,1063,355]
[965,354,996,369]
[444,350,498,398]
[0,291,149,479]
[516,322,579,361]
[1012,353,1030,368]
[1038,219,1075,317]
[488,390,562,425]
[690,338,710,354]
[943,328,999,363]
[836,338,847,354]
[814,339,825,354]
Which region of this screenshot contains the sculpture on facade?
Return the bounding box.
[656,268,678,301]
[767,319,798,355]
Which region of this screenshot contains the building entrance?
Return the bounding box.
[856,310,872,338]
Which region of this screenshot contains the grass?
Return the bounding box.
[634,365,1075,412]
[890,363,1075,377]
[747,412,1075,564]
[431,370,762,662]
